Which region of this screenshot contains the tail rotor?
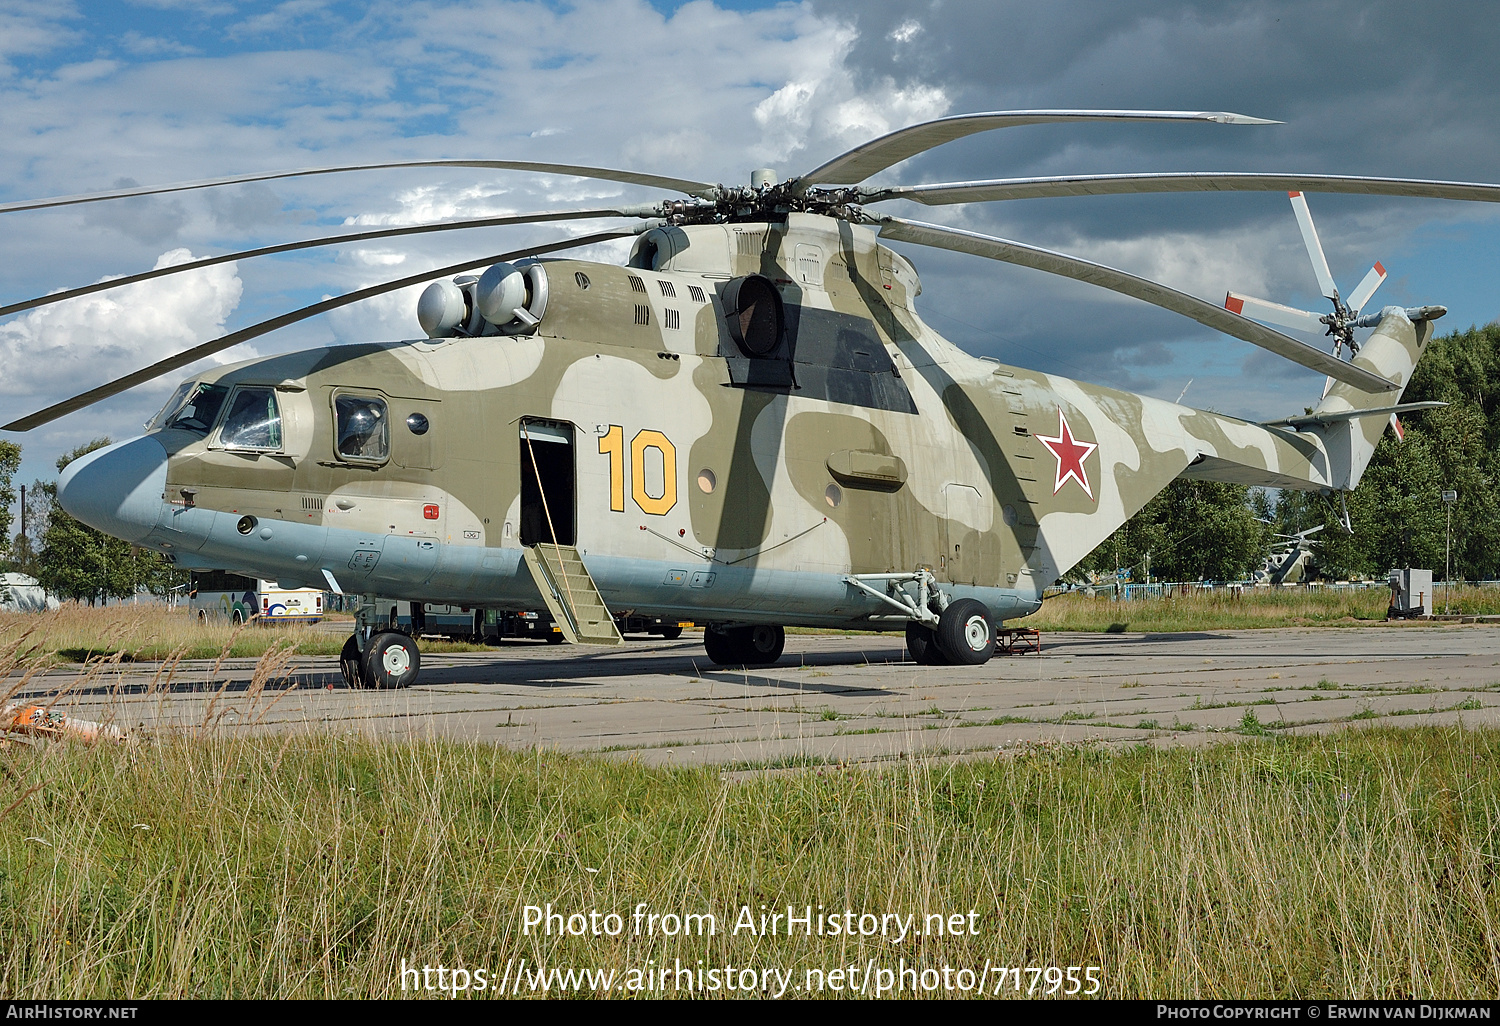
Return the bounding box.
[1225,191,1388,368]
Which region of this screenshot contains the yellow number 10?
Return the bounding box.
[599,425,677,516]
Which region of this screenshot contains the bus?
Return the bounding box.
[189,571,325,624]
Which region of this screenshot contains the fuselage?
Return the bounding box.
[59,213,1407,629]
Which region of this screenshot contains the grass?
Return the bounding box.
[3,605,1500,998]
[3,653,1500,1000]
[1030,585,1500,633]
[0,604,495,663]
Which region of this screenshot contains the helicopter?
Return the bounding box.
[5,108,1499,687]
[1253,526,1325,587]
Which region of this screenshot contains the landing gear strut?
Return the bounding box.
[703,624,785,666]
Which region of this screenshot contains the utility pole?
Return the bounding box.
[1442,490,1457,614]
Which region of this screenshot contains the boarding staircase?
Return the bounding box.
[522,544,623,646]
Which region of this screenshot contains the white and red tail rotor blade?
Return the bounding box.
[1224,291,1326,334]
[1288,191,1340,301]
[1346,261,1388,314]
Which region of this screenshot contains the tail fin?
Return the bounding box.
[1309,305,1442,490]
[1257,305,1445,491]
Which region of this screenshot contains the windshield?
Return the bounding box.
[163,383,230,435]
[149,381,195,430]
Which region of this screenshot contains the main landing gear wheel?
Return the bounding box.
[703,624,785,666]
[905,621,949,665]
[935,599,996,665]
[360,631,421,689]
[340,635,363,688]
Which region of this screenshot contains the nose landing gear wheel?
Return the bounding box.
[359,631,422,689]
[935,599,995,665]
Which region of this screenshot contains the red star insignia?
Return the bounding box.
[1035,409,1099,499]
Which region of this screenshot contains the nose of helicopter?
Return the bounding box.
[56,435,169,544]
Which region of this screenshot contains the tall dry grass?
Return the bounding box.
[1031,585,1500,633]
[1,694,1497,998]
[0,604,497,663]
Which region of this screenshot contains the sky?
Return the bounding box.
[2,0,1499,519]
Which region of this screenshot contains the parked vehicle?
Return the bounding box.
[189,571,323,624]
[614,613,689,639]
[483,608,564,644]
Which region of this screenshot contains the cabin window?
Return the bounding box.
[219,387,283,450]
[163,382,230,436]
[335,394,389,462]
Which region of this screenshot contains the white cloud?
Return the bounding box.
[0,250,244,398]
[888,19,922,43]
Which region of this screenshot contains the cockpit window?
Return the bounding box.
[163,383,230,435]
[219,387,283,450]
[335,394,389,462]
[149,382,195,431]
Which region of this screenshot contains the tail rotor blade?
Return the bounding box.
[1346,262,1388,314]
[1288,191,1340,302]
[1224,291,1327,335]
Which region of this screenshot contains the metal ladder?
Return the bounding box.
[522,544,623,646]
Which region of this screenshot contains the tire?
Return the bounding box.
[742,624,784,664]
[547,630,565,644]
[360,631,421,689]
[659,625,683,641]
[935,599,995,665]
[340,635,365,689]
[197,609,207,624]
[704,624,784,666]
[906,621,949,665]
[703,625,738,665]
[231,609,244,626]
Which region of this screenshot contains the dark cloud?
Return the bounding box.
[802,0,1500,416]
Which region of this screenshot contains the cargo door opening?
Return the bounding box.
[520,419,576,546]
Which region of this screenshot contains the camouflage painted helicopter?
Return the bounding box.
[6,109,1500,687]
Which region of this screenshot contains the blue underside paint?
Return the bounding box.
[147,504,1040,628]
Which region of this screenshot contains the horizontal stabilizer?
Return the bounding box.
[1262,401,1446,431]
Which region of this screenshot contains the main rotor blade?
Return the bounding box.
[0,207,648,320]
[1345,262,1388,314]
[0,160,719,215]
[874,216,1397,394]
[860,171,1500,206]
[1288,192,1339,302]
[2,230,631,432]
[794,110,1277,192]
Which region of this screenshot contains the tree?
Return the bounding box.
[0,439,18,567]
[1073,479,1268,583]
